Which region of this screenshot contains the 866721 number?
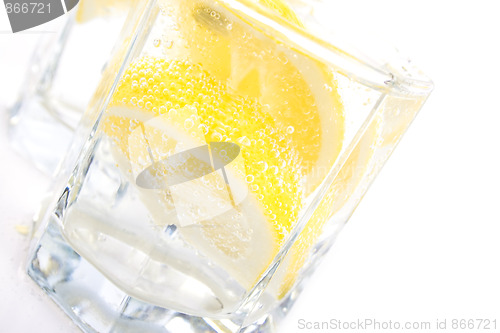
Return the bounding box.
[5,2,51,14]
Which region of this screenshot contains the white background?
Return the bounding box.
[1,1,500,332]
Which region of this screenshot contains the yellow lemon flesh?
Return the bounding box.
[172,0,345,193]
[104,58,303,288]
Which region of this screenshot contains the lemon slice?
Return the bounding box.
[106,105,273,289]
[103,58,304,289]
[101,0,346,299]
[173,0,344,193]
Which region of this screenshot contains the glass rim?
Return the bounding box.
[210,0,434,97]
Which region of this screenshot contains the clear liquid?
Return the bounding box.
[9,11,130,173]
[63,137,253,317]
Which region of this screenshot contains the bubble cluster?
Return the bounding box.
[105,57,304,257]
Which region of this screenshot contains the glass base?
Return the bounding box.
[9,94,81,175]
[26,215,306,333]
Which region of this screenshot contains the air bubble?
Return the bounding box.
[213,132,223,141]
[286,126,295,134]
[245,175,254,183]
[270,166,279,175]
[257,161,268,172]
[198,124,209,135]
[164,40,173,49]
[184,118,194,129]
[278,54,289,64]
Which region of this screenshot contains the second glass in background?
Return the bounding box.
[8,0,137,174]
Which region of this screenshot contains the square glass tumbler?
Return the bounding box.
[26,0,433,332]
[8,0,136,174]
